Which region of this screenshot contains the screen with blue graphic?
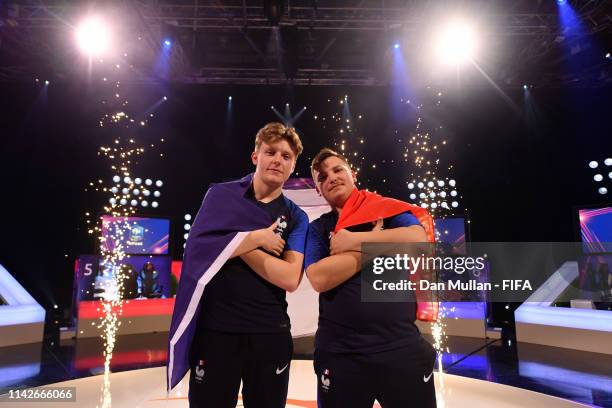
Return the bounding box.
[579,207,612,253]
[435,217,466,245]
[101,216,170,255]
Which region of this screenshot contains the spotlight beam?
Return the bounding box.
[470,60,520,114]
[289,107,307,124]
[141,97,167,118]
[270,106,287,124]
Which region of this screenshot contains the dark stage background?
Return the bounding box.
[1,82,611,320]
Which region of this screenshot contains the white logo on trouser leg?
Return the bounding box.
[194,360,205,383]
[321,369,331,391]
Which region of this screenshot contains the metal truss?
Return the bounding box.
[0,0,610,86]
[133,0,610,35]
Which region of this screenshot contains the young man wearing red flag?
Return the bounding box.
[305,148,438,408]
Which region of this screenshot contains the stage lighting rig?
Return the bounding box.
[587,159,611,196]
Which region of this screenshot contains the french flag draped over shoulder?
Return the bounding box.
[335,188,439,322]
[167,174,271,390]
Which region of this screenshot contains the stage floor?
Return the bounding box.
[0,361,593,408]
[1,333,610,406]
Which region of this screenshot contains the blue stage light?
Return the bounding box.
[163,39,172,47]
[394,43,400,49]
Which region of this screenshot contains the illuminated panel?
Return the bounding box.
[514,303,612,332]
[578,207,612,253]
[0,264,46,327]
[443,302,486,320]
[78,298,175,319]
[519,361,611,394]
[75,350,167,371]
[0,363,41,388]
[515,261,612,332]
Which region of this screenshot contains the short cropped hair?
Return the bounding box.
[254,122,303,157]
[310,148,351,174]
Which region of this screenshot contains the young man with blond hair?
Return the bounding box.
[168,123,309,408]
[305,148,438,408]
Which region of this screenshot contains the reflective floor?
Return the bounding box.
[1,333,611,407]
[0,363,596,408]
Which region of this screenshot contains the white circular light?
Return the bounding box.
[589,161,598,169]
[417,182,425,189]
[109,198,116,205]
[441,202,449,208]
[594,174,603,182]
[450,190,458,197]
[154,191,161,197]
[152,201,158,208]
[609,171,612,180]
[184,233,189,240]
[135,177,142,185]
[155,180,163,187]
[431,203,438,209]
[111,187,118,194]
[410,193,417,200]
[440,191,447,198]
[130,200,138,207]
[123,177,131,184]
[419,193,426,199]
[451,201,459,208]
[604,158,612,166]
[120,198,127,205]
[427,181,434,188]
[141,200,148,207]
[436,21,477,65]
[184,214,192,221]
[133,189,140,195]
[408,183,415,189]
[421,203,429,208]
[429,192,436,198]
[437,180,445,187]
[599,187,608,195]
[112,175,120,183]
[145,179,153,186]
[121,188,129,195]
[184,223,191,231]
[449,179,456,187]
[143,190,150,197]
[76,17,112,57]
